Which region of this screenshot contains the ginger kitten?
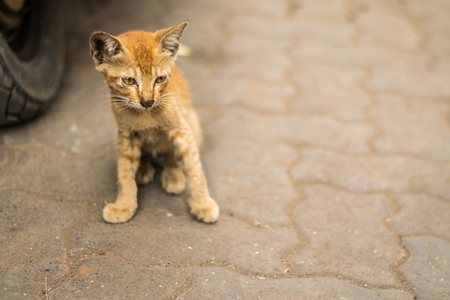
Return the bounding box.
[89,21,219,223]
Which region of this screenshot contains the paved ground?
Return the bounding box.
[1,0,450,299]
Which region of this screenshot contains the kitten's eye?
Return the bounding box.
[122,77,136,86]
[155,76,168,85]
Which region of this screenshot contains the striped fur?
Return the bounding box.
[89,21,219,223]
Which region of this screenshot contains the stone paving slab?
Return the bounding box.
[1,0,450,299]
[402,237,450,300]
[52,258,181,300]
[291,186,399,286]
[183,268,412,300]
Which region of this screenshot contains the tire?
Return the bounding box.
[0,0,64,125]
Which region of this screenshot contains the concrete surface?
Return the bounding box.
[1,0,450,299]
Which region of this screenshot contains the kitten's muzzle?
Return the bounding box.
[140,99,155,108]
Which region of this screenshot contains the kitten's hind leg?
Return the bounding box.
[161,150,186,195]
[136,155,155,185]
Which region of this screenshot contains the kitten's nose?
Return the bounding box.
[140,99,155,108]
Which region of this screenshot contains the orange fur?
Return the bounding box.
[90,21,219,223]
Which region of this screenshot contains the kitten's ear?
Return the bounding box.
[157,21,188,57]
[89,31,123,66]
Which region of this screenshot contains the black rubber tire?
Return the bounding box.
[0,0,64,125]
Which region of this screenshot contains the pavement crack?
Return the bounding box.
[298,143,450,164]
[46,206,100,296]
[382,194,420,299]
[283,29,302,114]
[359,66,382,155]
[219,101,371,124]
[221,208,291,229]
[399,234,450,244]
[279,153,309,275]
[161,268,193,300]
[292,181,450,208]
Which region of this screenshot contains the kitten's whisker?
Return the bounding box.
[111,96,130,102]
[161,91,191,98]
[93,94,113,100]
[93,98,117,112]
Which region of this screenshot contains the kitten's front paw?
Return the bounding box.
[103,203,137,223]
[189,197,220,223]
[162,166,186,194]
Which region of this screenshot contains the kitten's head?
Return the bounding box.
[89,21,188,112]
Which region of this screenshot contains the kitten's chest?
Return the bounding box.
[116,111,162,131]
[137,128,174,154]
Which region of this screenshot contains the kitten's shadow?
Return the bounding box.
[136,155,189,218]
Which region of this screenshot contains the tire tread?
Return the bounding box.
[0,64,47,125]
